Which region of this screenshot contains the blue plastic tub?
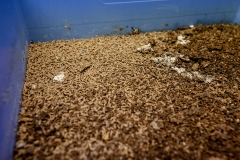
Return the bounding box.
[1,0,240,159]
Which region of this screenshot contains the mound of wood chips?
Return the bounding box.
[15,24,240,160]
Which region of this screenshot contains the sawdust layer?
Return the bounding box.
[15,24,240,160]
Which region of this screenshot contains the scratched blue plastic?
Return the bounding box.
[19,0,240,42]
[0,0,240,159]
[0,1,29,160]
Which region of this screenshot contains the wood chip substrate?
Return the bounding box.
[15,24,240,160]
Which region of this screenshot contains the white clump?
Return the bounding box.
[31,84,37,89]
[177,35,185,41]
[171,67,214,82]
[171,66,186,74]
[53,72,65,82]
[177,35,190,45]
[151,52,214,83]
[151,55,176,67]
[56,56,59,60]
[171,67,193,79]
[192,71,204,80]
[137,43,154,52]
[190,25,194,28]
[192,71,214,83]
[204,76,214,83]
[182,72,193,79]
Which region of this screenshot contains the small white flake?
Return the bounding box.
[178,54,190,61]
[171,67,186,74]
[53,72,65,82]
[172,67,193,79]
[56,56,59,60]
[137,43,154,53]
[31,84,36,89]
[151,55,176,67]
[177,35,190,45]
[190,25,194,28]
[16,140,26,148]
[192,71,204,79]
[205,75,214,83]
[181,72,193,79]
[151,121,160,130]
[192,71,214,83]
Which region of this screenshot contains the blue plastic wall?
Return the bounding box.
[235,3,240,24]
[0,0,240,159]
[19,0,240,42]
[0,1,28,160]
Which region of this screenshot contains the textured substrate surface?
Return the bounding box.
[15,24,240,160]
